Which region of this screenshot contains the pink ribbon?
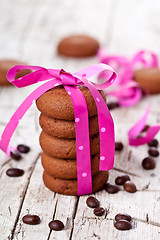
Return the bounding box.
[0,63,116,195]
[128,105,160,146]
[98,49,158,107]
[98,49,160,147]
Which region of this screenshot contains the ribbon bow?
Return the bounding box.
[0,63,116,195]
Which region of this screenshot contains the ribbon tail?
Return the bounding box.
[0,80,60,155]
[82,78,115,171]
[64,85,92,195]
[128,105,160,146]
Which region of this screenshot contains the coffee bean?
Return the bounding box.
[148,139,158,148]
[93,207,105,216]
[86,196,100,208]
[123,181,137,193]
[115,175,130,185]
[114,220,132,231]
[141,125,150,132]
[22,214,40,225]
[48,220,64,231]
[10,150,22,160]
[151,173,156,177]
[6,168,24,177]
[142,157,156,170]
[107,102,120,110]
[104,183,119,194]
[115,142,124,151]
[17,144,30,153]
[148,148,159,157]
[115,213,132,222]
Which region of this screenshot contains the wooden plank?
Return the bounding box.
[0,105,41,239]
[12,157,55,240]
[0,139,41,239]
[71,218,160,240]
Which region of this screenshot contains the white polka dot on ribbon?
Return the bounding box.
[101,127,106,132]
[75,118,80,123]
[82,172,87,177]
[100,156,105,161]
[96,97,100,102]
[79,146,84,150]
[68,91,71,95]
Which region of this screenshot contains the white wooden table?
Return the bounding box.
[0,0,160,239]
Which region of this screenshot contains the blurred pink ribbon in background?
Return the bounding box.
[0,63,116,195]
[98,49,158,107]
[98,49,160,146]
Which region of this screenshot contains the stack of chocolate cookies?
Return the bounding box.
[36,86,109,196]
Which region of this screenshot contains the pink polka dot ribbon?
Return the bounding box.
[98,49,158,107]
[0,63,116,195]
[98,49,160,147]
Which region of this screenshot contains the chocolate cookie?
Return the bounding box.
[0,59,31,86]
[36,86,106,120]
[43,170,109,196]
[133,68,160,94]
[57,35,99,57]
[39,114,99,139]
[41,152,100,179]
[40,131,100,159]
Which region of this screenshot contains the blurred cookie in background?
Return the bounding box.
[133,68,160,94]
[57,35,99,57]
[0,59,32,86]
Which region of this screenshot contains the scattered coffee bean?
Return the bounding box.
[6,168,24,177]
[141,125,150,132]
[22,214,40,225]
[114,220,132,231]
[148,148,159,157]
[10,150,22,160]
[17,144,30,153]
[93,207,105,216]
[104,183,119,194]
[115,175,130,185]
[151,173,156,177]
[48,220,64,231]
[107,102,120,110]
[115,213,132,222]
[148,139,158,148]
[86,196,100,208]
[123,181,137,193]
[142,157,156,170]
[115,142,124,151]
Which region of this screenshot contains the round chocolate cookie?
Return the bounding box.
[43,170,109,196]
[57,35,99,57]
[41,152,100,179]
[0,59,31,86]
[39,114,99,139]
[133,68,160,94]
[36,86,106,120]
[40,131,100,159]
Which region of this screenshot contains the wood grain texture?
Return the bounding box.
[0,0,160,239]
